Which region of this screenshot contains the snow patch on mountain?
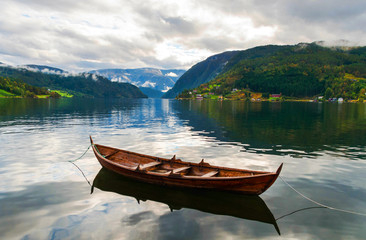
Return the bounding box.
[141,81,156,88]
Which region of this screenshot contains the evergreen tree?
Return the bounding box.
[324,88,334,99]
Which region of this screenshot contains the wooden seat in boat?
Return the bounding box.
[139,161,162,171]
[201,171,219,177]
[172,166,191,174]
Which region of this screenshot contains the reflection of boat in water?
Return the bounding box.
[90,136,282,195]
[92,168,281,235]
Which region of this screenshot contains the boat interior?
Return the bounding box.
[95,144,269,178]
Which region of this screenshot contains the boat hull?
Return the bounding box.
[91,140,282,195]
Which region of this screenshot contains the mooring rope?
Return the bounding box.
[275,206,325,221]
[70,161,91,186]
[93,144,105,157]
[279,176,366,217]
[67,143,93,186]
[68,144,92,163]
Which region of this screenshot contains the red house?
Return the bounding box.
[270,94,282,98]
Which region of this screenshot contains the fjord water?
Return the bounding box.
[0,98,365,239]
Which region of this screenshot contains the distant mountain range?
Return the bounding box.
[0,64,147,98]
[0,64,186,98]
[89,68,185,98]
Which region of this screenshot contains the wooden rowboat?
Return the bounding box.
[90,136,283,195]
[92,168,281,235]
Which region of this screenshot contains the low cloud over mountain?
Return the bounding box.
[90,68,185,97]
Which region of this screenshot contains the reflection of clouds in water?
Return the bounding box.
[267,180,366,240]
[158,211,200,240]
[0,129,98,192]
[0,180,164,239]
[17,189,279,240]
[20,192,166,239]
[0,182,92,239]
[45,201,158,240]
[155,208,281,240]
[123,211,155,226]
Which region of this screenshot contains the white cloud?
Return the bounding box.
[91,74,98,81]
[19,66,39,72]
[41,68,62,74]
[0,0,365,72]
[165,72,178,77]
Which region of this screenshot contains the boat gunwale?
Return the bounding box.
[92,143,280,181]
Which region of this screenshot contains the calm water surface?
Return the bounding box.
[0,98,365,239]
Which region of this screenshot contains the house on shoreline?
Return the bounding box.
[269,93,282,101]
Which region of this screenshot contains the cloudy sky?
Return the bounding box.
[1,0,366,72]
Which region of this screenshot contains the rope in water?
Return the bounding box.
[70,161,91,186]
[279,176,366,217]
[68,144,92,163]
[276,206,325,221]
[68,143,93,186]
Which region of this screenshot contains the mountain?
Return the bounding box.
[89,68,185,97]
[0,64,147,98]
[162,51,239,98]
[178,43,366,100]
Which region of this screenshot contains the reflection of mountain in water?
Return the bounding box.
[0,98,140,117]
[172,101,366,159]
[0,98,173,130]
[92,168,280,235]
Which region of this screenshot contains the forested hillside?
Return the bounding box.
[178,43,366,100]
[0,76,54,98]
[0,65,147,98]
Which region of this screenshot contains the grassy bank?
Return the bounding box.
[0,89,15,97]
[0,89,74,98]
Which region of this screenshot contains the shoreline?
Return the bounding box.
[176,98,366,103]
